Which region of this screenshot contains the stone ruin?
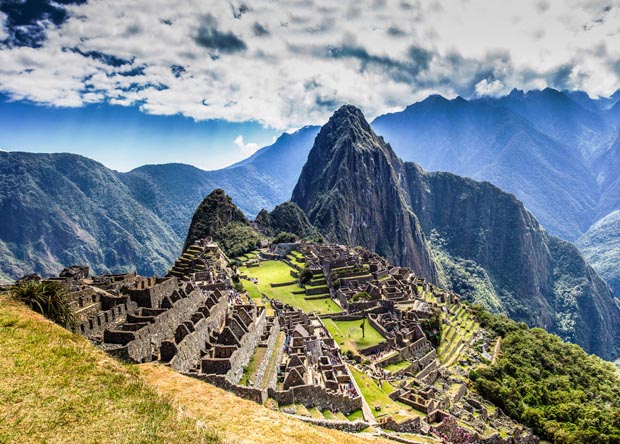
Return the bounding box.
[26,239,536,443]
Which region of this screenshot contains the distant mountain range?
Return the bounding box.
[1,88,620,296]
[372,88,620,294]
[0,126,318,281]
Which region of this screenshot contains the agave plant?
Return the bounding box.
[10,280,77,327]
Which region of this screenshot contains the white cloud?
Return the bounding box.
[234,135,259,157]
[0,0,618,128]
[475,79,507,97]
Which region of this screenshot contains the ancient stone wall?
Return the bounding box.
[380,416,422,433]
[269,385,362,414]
[104,287,207,362]
[226,307,267,383]
[74,301,136,338]
[127,277,178,308]
[416,359,439,381]
[253,317,280,388]
[168,293,227,372]
[399,337,432,360]
[285,414,369,433]
[190,374,267,404]
[358,341,389,356]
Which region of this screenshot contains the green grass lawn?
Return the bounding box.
[348,366,417,421]
[240,261,341,314]
[345,409,364,421]
[322,318,385,354]
[242,281,263,300]
[240,260,296,283]
[383,361,411,373]
[290,250,304,260]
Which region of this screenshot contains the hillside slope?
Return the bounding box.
[0,152,180,281]
[577,210,620,296]
[0,295,218,444]
[372,92,600,240]
[0,126,318,282]
[0,295,393,444]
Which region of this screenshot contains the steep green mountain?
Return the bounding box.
[183,189,260,257]
[577,210,620,296]
[120,126,319,239]
[253,201,319,239]
[0,152,179,281]
[120,163,279,239]
[594,133,620,220]
[291,105,438,281]
[292,105,620,359]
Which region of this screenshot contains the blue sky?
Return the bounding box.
[0,94,279,171]
[0,0,618,171]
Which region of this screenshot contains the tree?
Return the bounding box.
[351,291,371,302]
[299,267,314,285]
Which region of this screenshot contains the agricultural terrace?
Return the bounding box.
[238,260,342,314]
[348,365,421,421]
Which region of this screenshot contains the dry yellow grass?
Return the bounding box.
[139,364,397,444]
[0,295,218,444]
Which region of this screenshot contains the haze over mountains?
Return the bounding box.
[1,88,620,294]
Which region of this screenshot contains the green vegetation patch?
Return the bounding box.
[470,305,620,444]
[348,366,417,421]
[323,318,385,354]
[240,261,341,314]
[345,409,364,421]
[383,361,411,373]
[239,346,267,386]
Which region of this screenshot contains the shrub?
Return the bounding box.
[470,308,620,443]
[10,280,76,327]
[419,307,442,347]
[298,267,314,285]
[273,231,298,244]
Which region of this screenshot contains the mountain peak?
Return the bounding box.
[183,188,250,251]
[291,103,438,281]
[309,104,388,159]
[325,105,372,134]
